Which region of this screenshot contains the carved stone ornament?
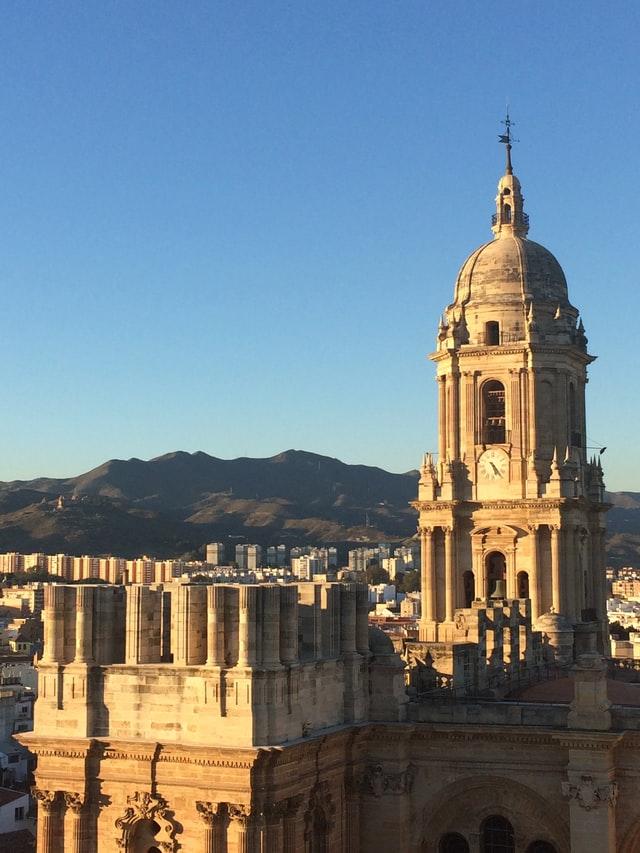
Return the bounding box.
[362,763,416,797]
[561,776,619,810]
[32,788,58,812]
[196,801,224,824]
[115,791,177,852]
[303,781,336,838]
[227,803,252,823]
[63,791,85,813]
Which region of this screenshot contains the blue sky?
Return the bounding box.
[0,1,638,489]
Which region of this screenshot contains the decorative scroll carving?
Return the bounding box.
[115,791,177,851]
[32,788,58,813]
[227,803,252,823]
[362,763,416,797]
[63,791,85,813]
[561,776,618,810]
[196,800,225,825]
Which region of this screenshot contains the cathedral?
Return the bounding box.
[20,137,640,853]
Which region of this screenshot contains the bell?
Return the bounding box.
[490,579,506,599]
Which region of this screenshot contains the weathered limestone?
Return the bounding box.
[33,580,372,747]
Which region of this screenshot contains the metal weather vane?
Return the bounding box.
[498,110,517,174]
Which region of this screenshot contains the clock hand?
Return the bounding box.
[490,462,502,477]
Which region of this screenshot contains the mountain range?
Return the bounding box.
[0,449,637,566]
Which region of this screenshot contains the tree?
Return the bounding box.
[397,570,420,593]
[366,565,390,585]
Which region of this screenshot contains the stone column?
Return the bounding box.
[261,586,281,668]
[263,802,287,852]
[279,585,299,664]
[196,801,225,853]
[422,527,435,622]
[437,375,447,470]
[450,370,460,460]
[34,789,59,853]
[41,585,66,664]
[74,586,94,664]
[283,795,304,853]
[444,526,455,622]
[206,586,226,666]
[527,367,538,456]
[238,587,258,667]
[63,792,86,853]
[228,804,256,853]
[527,524,540,621]
[340,584,357,655]
[551,525,561,613]
[355,585,369,655]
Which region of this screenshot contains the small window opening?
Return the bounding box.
[503,203,512,222]
[486,552,506,598]
[485,321,500,346]
[517,571,529,599]
[481,815,515,853]
[502,187,511,195]
[482,380,506,443]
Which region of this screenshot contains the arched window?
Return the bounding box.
[439,832,470,853]
[503,204,512,223]
[517,571,529,599]
[485,321,500,345]
[481,815,515,853]
[526,843,557,853]
[482,380,506,444]
[463,570,475,607]
[486,552,506,598]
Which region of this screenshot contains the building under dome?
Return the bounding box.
[19,134,640,853]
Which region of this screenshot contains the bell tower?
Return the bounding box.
[416,120,608,658]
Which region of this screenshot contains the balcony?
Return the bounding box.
[491,212,529,228]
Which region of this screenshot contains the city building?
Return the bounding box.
[20,138,640,853]
[205,543,225,566]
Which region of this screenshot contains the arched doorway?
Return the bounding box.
[485,552,506,597]
[463,571,475,607]
[517,571,529,599]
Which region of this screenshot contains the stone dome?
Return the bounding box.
[437,155,585,350]
[453,234,570,308]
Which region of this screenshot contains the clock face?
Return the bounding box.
[478,448,509,481]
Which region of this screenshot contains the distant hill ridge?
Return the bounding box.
[0,450,637,565]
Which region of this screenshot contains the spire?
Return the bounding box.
[492,111,529,239]
[498,110,514,175]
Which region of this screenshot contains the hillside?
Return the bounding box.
[0,450,418,558]
[0,452,637,565]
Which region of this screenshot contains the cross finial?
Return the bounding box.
[498,110,515,175]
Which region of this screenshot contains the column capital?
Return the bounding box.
[63,791,85,814]
[228,803,252,824]
[443,525,453,537]
[527,523,539,533]
[196,800,225,824]
[418,525,434,537]
[33,788,58,813]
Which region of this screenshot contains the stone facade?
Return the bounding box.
[20,145,640,853]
